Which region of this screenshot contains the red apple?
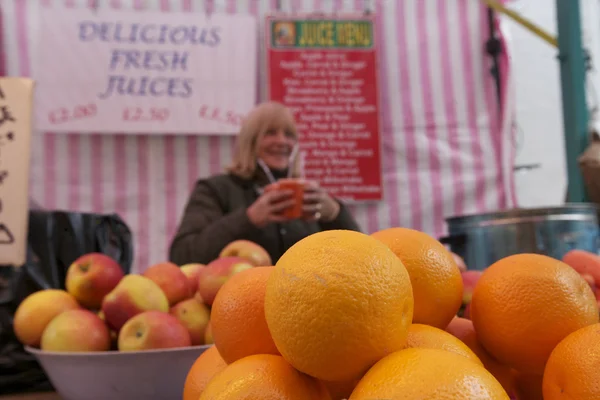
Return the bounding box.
[219,240,272,266]
[101,275,169,332]
[581,273,597,292]
[41,309,111,352]
[461,270,483,304]
[143,262,192,306]
[65,253,124,309]
[563,249,600,285]
[463,302,472,320]
[118,311,191,351]
[197,257,254,305]
[170,298,211,345]
[452,252,468,273]
[194,290,205,304]
[180,263,205,293]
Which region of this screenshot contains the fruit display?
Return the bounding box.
[12,239,270,357]
[184,231,600,399]
[12,233,600,399]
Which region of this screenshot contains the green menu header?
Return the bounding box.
[270,19,374,49]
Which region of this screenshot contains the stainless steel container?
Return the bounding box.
[440,204,600,270]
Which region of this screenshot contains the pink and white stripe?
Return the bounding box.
[1,0,516,273]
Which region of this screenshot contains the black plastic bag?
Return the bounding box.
[0,211,134,395]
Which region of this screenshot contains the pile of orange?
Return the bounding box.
[183,228,600,400]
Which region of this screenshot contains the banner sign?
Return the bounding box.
[35,9,257,135]
[266,15,383,202]
[0,78,34,267]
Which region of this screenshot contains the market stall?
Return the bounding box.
[2,0,599,399]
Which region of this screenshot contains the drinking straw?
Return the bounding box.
[257,158,277,183]
[287,144,300,178]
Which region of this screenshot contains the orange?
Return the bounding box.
[371,227,463,328]
[264,230,414,382]
[445,317,515,395]
[210,266,279,363]
[182,345,227,400]
[471,254,599,375]
[199,354,331,400]
[349,348,509,399]
[406,323,482,365]
[543,322,600,399]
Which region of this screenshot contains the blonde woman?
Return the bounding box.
[169,102,360,265]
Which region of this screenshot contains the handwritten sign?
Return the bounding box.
[0,78,34,267]
[266,15,383,202]
[35,9,257,135]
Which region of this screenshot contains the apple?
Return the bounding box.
[65,253,125,309]
[219,240,272,266]
[41,309,111,352]
[463,302,472,320]
[180,263,205,293]
[143,262,192,306]
[562,249,600,285]
[170,298,211,345]
[580,273,597,292]
[97,311,118,349]
[197,257,254,305]
[13,289,80,347]
[205,321,214,345]
[118,310,191,351]
[461,270,483,304]
[445,317,516,395]
[452,252,468,273]
[194,290,205,304]
[101,275,169,332]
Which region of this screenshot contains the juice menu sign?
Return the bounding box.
[266,15,383,202]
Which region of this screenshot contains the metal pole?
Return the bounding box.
[556,0,589,202]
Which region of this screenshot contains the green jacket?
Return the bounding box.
[169,173,361,265]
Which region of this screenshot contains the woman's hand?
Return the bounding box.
[302,181,340,222]
[247,189,295,227]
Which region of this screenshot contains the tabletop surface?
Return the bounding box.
[0,393,60,400]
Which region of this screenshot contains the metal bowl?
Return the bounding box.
[441,204,600,270]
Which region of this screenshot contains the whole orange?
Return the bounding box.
[543,322,600,399]
[182,346,227,400]
[199,354,330,400]
[264,230,414,382]
[445,317,515,395]
[471,254,599,375]
[406,323,482,365]
[371,227,463,328]
[210,266,279,364]
[349,348,509,399]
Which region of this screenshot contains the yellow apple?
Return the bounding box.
[101,275,169,332]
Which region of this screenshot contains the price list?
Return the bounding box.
[266,16,383,201]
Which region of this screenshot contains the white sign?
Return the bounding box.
[0,78,34,267]
[35,9,257,135]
